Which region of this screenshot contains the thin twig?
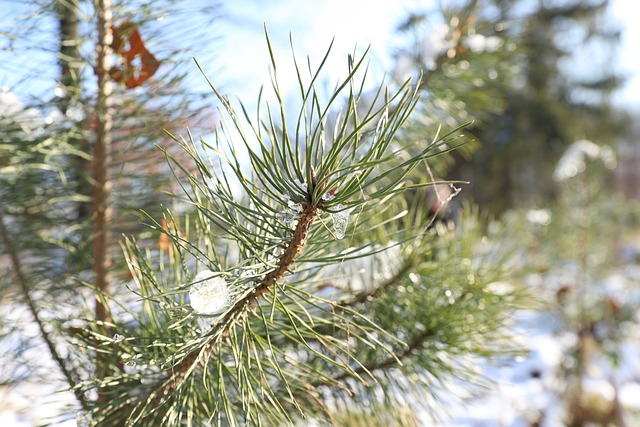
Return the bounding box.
[0,212,87,408]
[346,260,416,306]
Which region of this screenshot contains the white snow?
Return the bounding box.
[553,139,617,181]
[525,208,552,226]
[443,257,640,426]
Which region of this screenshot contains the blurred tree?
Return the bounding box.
[518,139,636,425]
[0,0,219,423]
[391,0,627,212]
[477,0,627,211]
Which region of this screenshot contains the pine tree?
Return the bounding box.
[67,31,525,425]
[1,2,527,426]
[0,0,219,423]
[390,0,626,212]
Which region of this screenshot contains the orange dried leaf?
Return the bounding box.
[110,21,160,88]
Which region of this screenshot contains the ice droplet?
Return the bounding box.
[113,333,125,342]
[76,411,90,427]
[278,209,297,223]
[331,205,349,240]
[294,178,308,193]
[197,316,216,334]
[278,201,302,224]
[189,270,229,314]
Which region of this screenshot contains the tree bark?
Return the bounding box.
[93,0,114,400]
[56,1,93,224]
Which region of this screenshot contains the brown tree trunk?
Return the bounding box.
[55,1,80,113]
[93,0,114,401]
[56,1,93,224]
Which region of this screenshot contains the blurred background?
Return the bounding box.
[1,0,640,425]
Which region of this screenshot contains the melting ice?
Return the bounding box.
[331,205,349,240]
[189,270,229,314]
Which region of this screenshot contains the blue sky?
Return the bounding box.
[1,0,637,111]
[213,0,427,104]
[610,0,640,108]
[214,0,640,110]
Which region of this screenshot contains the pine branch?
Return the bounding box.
[117,198,323,424]
[331,328,437,386]
[0,212,87,409]
[348,259,417,305]
[419,1,477,90]
[161,202,317,385]
[82,33,498,425]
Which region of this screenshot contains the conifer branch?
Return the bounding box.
[348,259,416,305]
[91,32,506,425]
[139,200,320,417]
[0,212,87,409]
[330,329,437,386]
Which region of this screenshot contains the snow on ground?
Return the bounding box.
[443,236,640,427]
[0,302,79,426]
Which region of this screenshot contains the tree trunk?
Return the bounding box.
[93,0,114,401]
[56,1,93,225]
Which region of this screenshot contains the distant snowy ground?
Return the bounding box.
[445,240,640,427]
[0,303,78,427]
[447,311,640,426]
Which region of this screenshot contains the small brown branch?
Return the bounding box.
[347,260,415,306]
[325,328,435,387]
[0,212,87,408]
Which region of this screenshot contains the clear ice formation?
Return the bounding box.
[331,205,349,240]
[189,270,229,314]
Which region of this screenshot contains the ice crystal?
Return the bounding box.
[331,205,349,240]
[197,316,216,334]
[294,178,308,193]
[278,200,302,224]
[76,411,90,427]
[321,192,335,202]
[189,270,229,314]
[278,209,297,223]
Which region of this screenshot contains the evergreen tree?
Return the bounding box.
[70,33,525,425]
[0,0,219,423]
[475,0,625,211]
[1,1,527,425]
[391,0,626,212]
